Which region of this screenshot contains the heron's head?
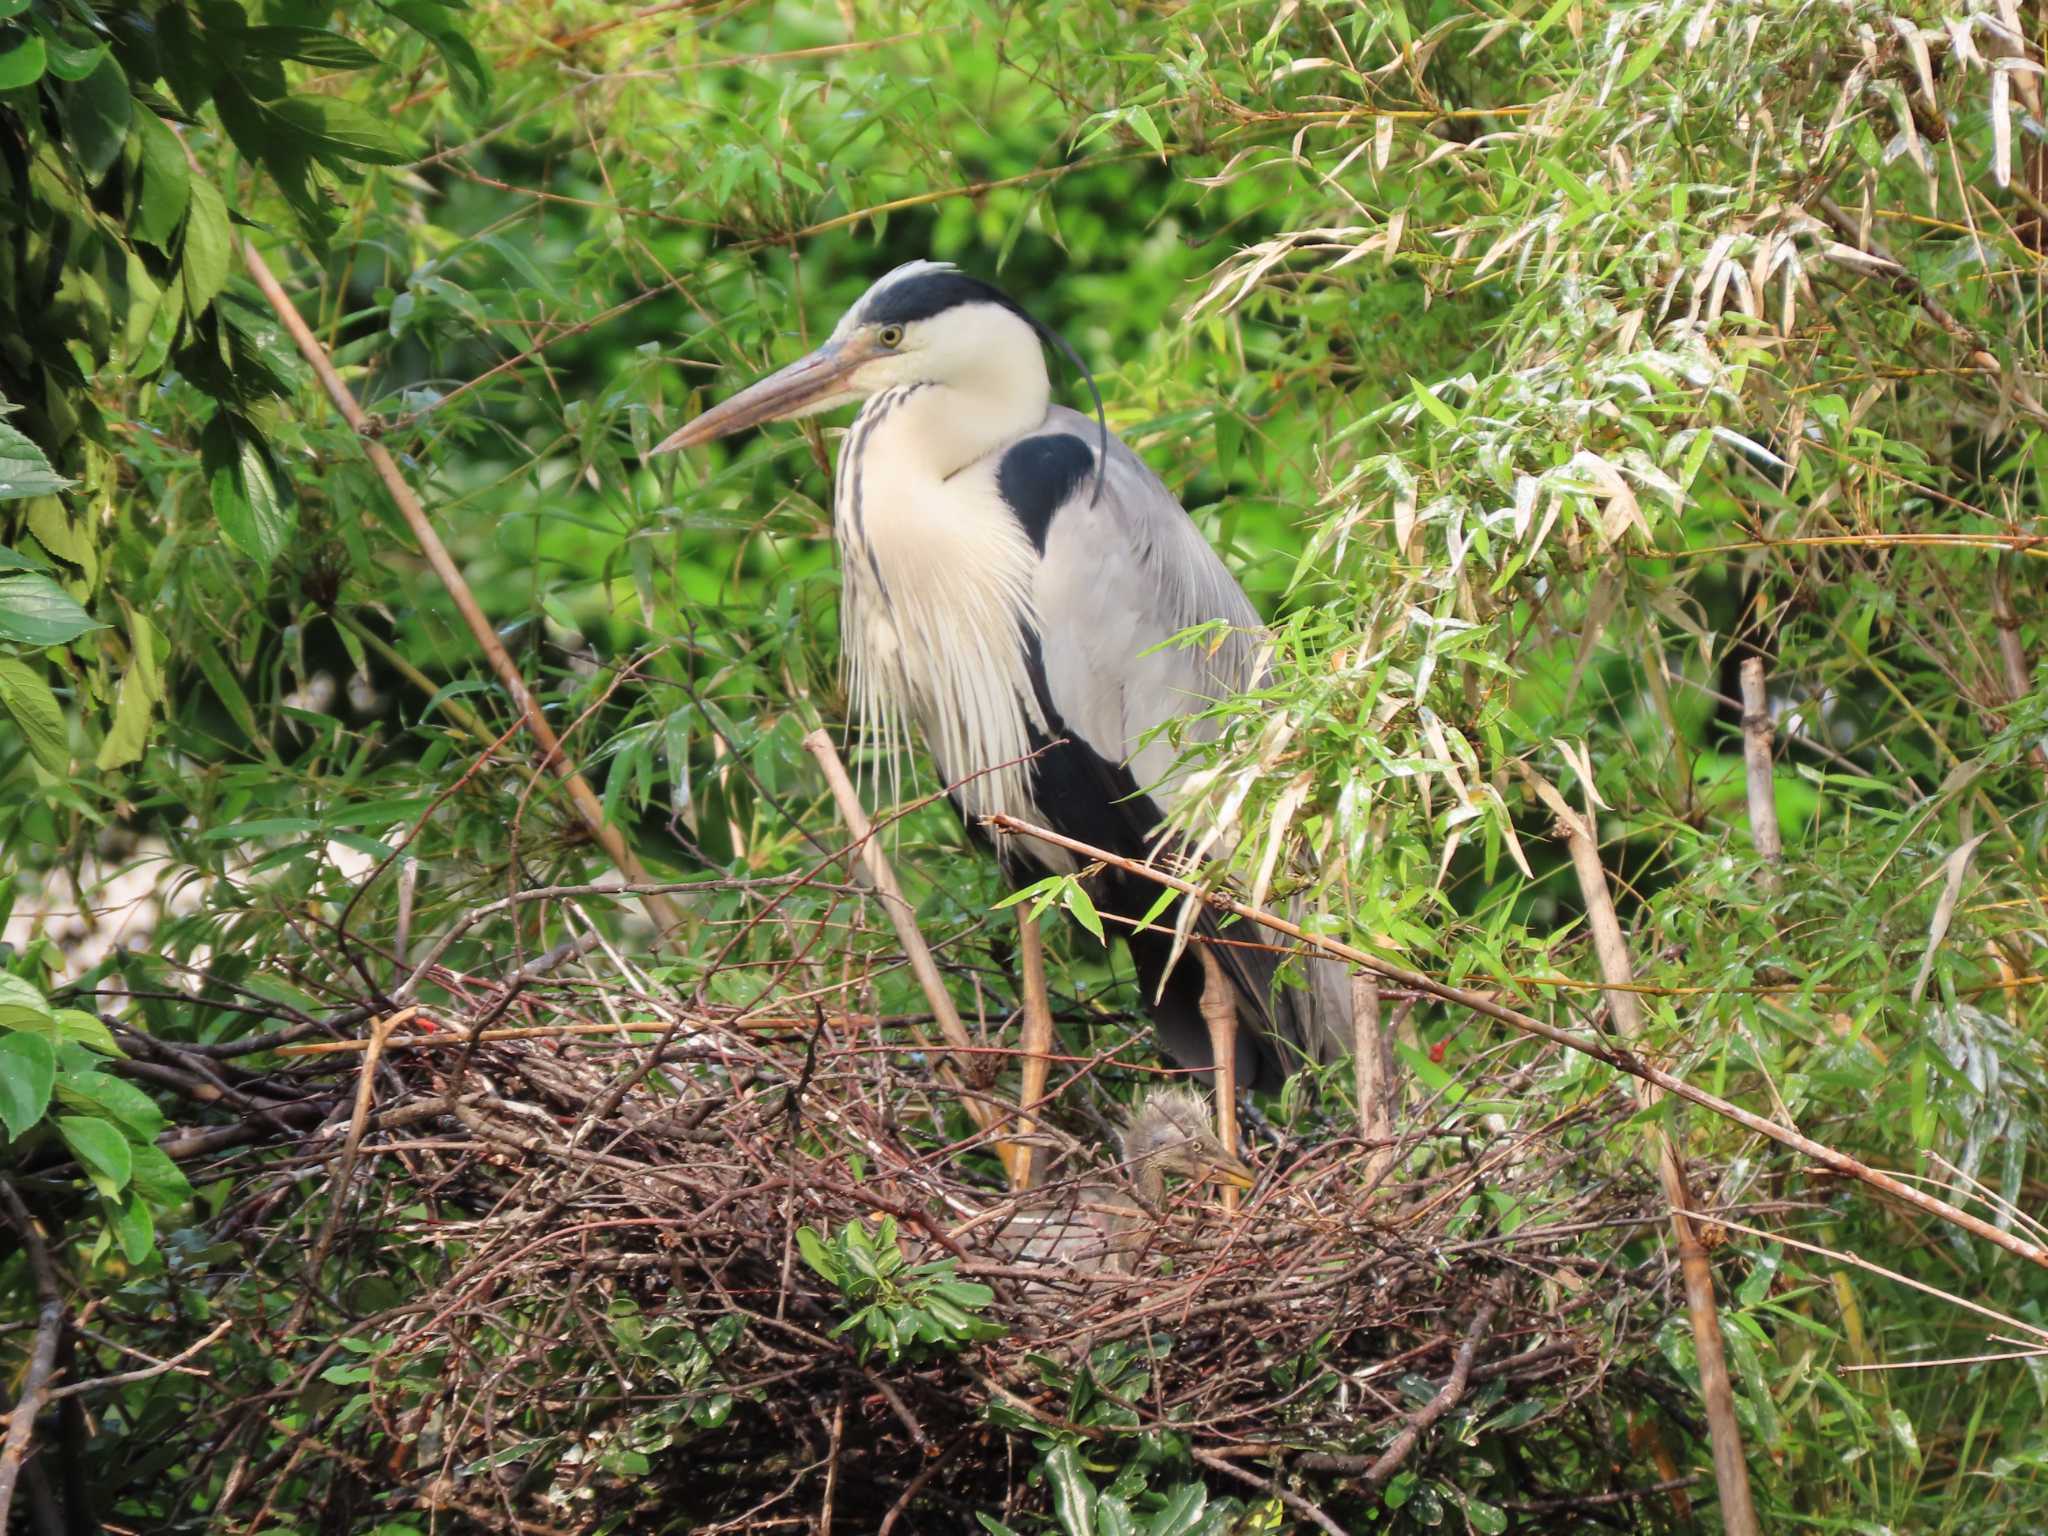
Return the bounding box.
[651,261,1086,456]
[1118,1088,1255,1192]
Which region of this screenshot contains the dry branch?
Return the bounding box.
[0,1183,62,1528]
[240,241,682,941]
[802,729,1023,1181]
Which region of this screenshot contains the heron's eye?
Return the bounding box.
[877,324,905,349]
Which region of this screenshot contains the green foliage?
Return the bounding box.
[798,1215,1004,1362]
[0,967,188,1264]
[0,0,2043,1529]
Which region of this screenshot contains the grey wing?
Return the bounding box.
[1030,405,1263,806]
[1027,407,1351,1074]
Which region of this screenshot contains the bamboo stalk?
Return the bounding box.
[1991,553,2048,785]
[984,811,2048,1271]
[241,241,683,943]
[1738,658,1783,890]
[802,730,1024,1184]
[1516,765,1760,1536]
[1352,973,1399,1192]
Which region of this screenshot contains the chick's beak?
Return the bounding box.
[1207,1154,1255,1192]
[649,339,867,456]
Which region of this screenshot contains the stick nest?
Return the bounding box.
[227,952,1699,1535]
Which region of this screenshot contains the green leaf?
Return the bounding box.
[1125,105,1164,158]
[1062,881,1105,943]
[181,178,232,315]
[57,1069,165,1138]
[202,413,295,566]
[193,638,261,744]
[59,1114,133,1196]
[60,54,131,184]
[108,1192,155,1263]
[43,34,108,82]
[269,95,410,165]
[0,657,68,775]
[795,1226,838,1283]
[0,573,103,647]
[241,26,381,69]
[1044,1444,1096,1536]
[1145,1484,1210,1536]
[129,1141,193,1205]
[0,422,71,501]
[133,111,193,248]
[0,1032,56,1139]
[0,31,46,89]
[95,611,164,772]
[50,1010,121,1055]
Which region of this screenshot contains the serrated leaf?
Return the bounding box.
[202,412,294,566]
[59,1114,133,1195]
[0,424,70,501]
[133,111,193,248]
[0,1032,56,1138]
[0,657,68,775]
[0,573,103,647]
[60,54,131,183]
[95,656,158,770]
[181,178,232,315]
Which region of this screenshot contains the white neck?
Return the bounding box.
[868,312,1051,479]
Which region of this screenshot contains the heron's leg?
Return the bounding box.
[1196,943,1241,1213]
[1014,908,1057,1189]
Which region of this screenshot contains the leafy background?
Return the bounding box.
[2,0,2046,1529]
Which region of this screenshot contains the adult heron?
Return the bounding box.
[654,261,1350,1178]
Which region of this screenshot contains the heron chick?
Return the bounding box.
[654,262,1352,1178]
[994,1087,1254,1277]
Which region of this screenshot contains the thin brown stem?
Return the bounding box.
[803,729,1022,1182]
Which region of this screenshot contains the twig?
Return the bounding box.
[0,1184,63,1528]
[984,811,2048,1270]
[1295,1276,1507,1482]
[46,1319,234,1401]
[1499,1475,1702,1514]
[240,240,682,941]
[1190,1447,1351,1535]
[803,729,1022,1180]
[291,1007,412,1332]
[1515,764,1759,1536]
[1815,197,2048,424]
[1738,658,1782,889]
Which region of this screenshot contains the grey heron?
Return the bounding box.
[654,261,1351,1182]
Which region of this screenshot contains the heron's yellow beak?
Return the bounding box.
[1206,1153,1255,1192]
[650,338,871,455]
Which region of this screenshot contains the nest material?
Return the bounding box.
[245,964,1691,1535]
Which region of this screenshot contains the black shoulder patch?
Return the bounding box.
[997,434,1095,553]
[862,270,1031,328]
